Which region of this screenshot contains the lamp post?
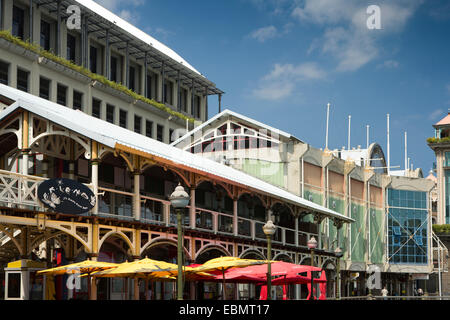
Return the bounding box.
[263,220,276,300]
[307,236,318,300]
[334,247,343,300]
[169,183,190,300]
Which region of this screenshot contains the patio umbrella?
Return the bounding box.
[37,260,119,300]
[91,257,214,281]
[191,256,266,300]
[223,261,322,279]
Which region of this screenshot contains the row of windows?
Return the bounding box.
[90,97,165,142]
[387,188,427,209]
[9,4,203,120]
[0,58,172,143]
[190,136,279,154]
[387,205,428,265]
[0,56,179,142]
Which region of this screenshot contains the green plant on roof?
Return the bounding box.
[0,29,195,123]
[427,137,450,144]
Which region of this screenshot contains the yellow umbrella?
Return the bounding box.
[191,256,266,300]
[91,257,212,280]
[38,260,119,300]
[37,260,119,275]
[45,275,56,300]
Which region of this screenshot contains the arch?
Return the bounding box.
[321,259,336,270]
[99,230,134,255]
[196,179,233,200]
[299,256,312,265]
[237,191,267,208]
[0,225,24,256]
[141,237,191,261]
[141,164,190,194]
[195,244,231,261]
[273,253,294,262]
[368,143,387,174]
[239,248,265,260]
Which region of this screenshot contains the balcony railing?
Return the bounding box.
[97,187,134,220]
[0,170,319,248]
[0,169,48,210]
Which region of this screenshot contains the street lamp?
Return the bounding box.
[307,236,318,300]
[263,220,276,300]
[169,183,190,300]
[334,247,343,300]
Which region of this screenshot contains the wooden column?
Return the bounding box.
[189,187,196,229]
[91,141,99,215]
[21,111,30,176]
[233,198,238,236]
[105,29,110,79]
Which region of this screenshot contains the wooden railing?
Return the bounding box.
[0,170,319,248]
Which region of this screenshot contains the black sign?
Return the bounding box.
[37,178,96,214]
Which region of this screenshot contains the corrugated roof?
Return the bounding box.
[170,109,303,147]
[74,0,201,76]
[0,84,353,223]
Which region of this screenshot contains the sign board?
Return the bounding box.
[37,178,95,214]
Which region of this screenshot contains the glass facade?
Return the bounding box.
[387,189,428,265]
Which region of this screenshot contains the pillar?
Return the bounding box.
[91,141,99,215]
[189,187,196,229]
[56,0,61,56]
[233,198,238,236]
[133,169,141,221]
[105,29,110,79]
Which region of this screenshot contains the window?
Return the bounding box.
[145,120,153,138]
[157,124,164,142]
[39,77,51,100]
[180,88,188,112]
[56,84,67,106]
[119,109,127,128]
[164,81,173,105]
[134,115,141,134]
[73,90,83,110]
[89,46,97,74]
[387,188,428,265]
[40,20,51,51]
[12,6,24,39]
[169,129,174,143]
[110,56,118,82]
[67,34,76,62]
[146,74,152,99]
[106,104,115,123]
[17,68,29,92]
[129,66,136,92]
[0,60,9,85]
[92,98,101,118]
[194,96,201,118]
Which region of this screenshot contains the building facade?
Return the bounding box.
[0,0,354,300]
[172,109,439,296]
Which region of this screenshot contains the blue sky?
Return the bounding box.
[95,0,450,174]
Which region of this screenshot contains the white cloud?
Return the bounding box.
[295,0,423,72]
[429,109,444,121]
[377,60,399,69]
[252,81,295,100]
[252,62,326,100]
[94,0,144,22]
[264,62,327,81]
[249,26,278,42]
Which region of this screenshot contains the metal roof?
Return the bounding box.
[0,84,353,223]
[34,0,224,95]
[170,109,304,147]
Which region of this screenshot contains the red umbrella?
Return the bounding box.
[221,261,322,279]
